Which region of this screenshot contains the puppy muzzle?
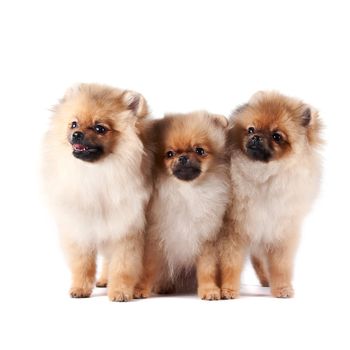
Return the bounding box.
[172,160,201,181]
[246,136,272,162]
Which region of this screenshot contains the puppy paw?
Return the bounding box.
[271,286,294,298]
[198,287,221,301]
[133,287,151,299]
[221,288,240,299]
[70,287,92,298]
[108,289,133,302]
[96,279,108,288]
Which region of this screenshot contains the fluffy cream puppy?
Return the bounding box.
[42,83,152,301]
[219,91,323,298]
[134,111,230,300]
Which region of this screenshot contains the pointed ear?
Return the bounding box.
[122,90,149,119]
[249,90,265,103]
[211,114,229,128]
[61,83,82,102]
[301,106,311,127]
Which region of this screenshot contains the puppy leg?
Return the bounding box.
[154,275,175,295]
[62,237,96,298]
[197,240,220,301]
[251,254,269,287]
[219,234,246,299]
[134,235,163,299]
[267,235,298,298]
[107,234,143,302]
[96,258,109,288]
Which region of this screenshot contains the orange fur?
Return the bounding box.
[135,112,230,300]
[219,91,323,298]
[42,83,153,301]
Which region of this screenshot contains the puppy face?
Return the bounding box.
[154,112,228,181]
[229,92,322,163]
[52,83,148,163]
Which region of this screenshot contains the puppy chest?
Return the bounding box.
[56,184,146,244]
[238,188,298,244]
[156,186,226,268]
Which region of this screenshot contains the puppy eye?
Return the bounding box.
[94,124,107,134]
[71,121,78,129]
[166,151,175,158]
[195,147,206,156]
[272,132,282,143]
[248,127,255,134]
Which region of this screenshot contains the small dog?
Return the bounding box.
[42,83,152,301]
[134,111,230,300]
[219,91,323,298]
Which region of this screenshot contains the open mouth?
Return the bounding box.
[73,144,89,152]
[71,143,103,162]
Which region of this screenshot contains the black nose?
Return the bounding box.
[248,135,262,149]
[72,131,84,142]
[178,155,189,165]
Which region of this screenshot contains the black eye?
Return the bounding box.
[94,124,107,134]
[195,147,206,156]
[71,121,78,129]
[166,151,175,158]
[272,132,282,143]
[248,127,255,134]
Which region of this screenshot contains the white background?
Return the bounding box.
[1,0,349,349]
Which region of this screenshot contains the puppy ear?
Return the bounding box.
[60,83,82,102]
[301,106,311,127]
[122,91,148,119]
[249,90,265,103]
[232,103,249,116]
[211,114,228,128]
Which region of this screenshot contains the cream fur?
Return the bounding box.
[231,146,321,248]
[42,84,152,301]
[151,171,229,275]
[43,125,149,250]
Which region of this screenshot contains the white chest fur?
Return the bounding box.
[231,151,321,245]
[152,174,229,272]
[43,133,150,247]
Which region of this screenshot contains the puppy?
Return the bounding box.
[134,111,230,300]
[42,83,152,301]
[219,91,323,298]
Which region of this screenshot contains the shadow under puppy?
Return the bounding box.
[42,83,152,301]
[134,111,230,300]
[219,91,323,298]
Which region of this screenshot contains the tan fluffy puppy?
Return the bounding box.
[219,91,323,298]
[42,83,152,301]
[134,111,230,300]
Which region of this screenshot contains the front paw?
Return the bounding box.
[271,286,294,298]
[96,279,108,288]
[108,288,133,302]
[198,287,221,301]
[221,288,240,299]
[133,286,151,299]
[70,287,92,298]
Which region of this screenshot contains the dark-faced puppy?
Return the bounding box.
[42,83,152,301]
[219,91,323,299]
[134,111,230,300]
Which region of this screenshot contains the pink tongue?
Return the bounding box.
[73,144,87,151]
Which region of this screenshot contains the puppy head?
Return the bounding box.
[228,91,322,163]
[154,111,228,181]
[51,83,148,163]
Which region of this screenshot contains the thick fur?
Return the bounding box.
[134,112,230,300]
[219,91,323,298]
[42,83,152,301]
